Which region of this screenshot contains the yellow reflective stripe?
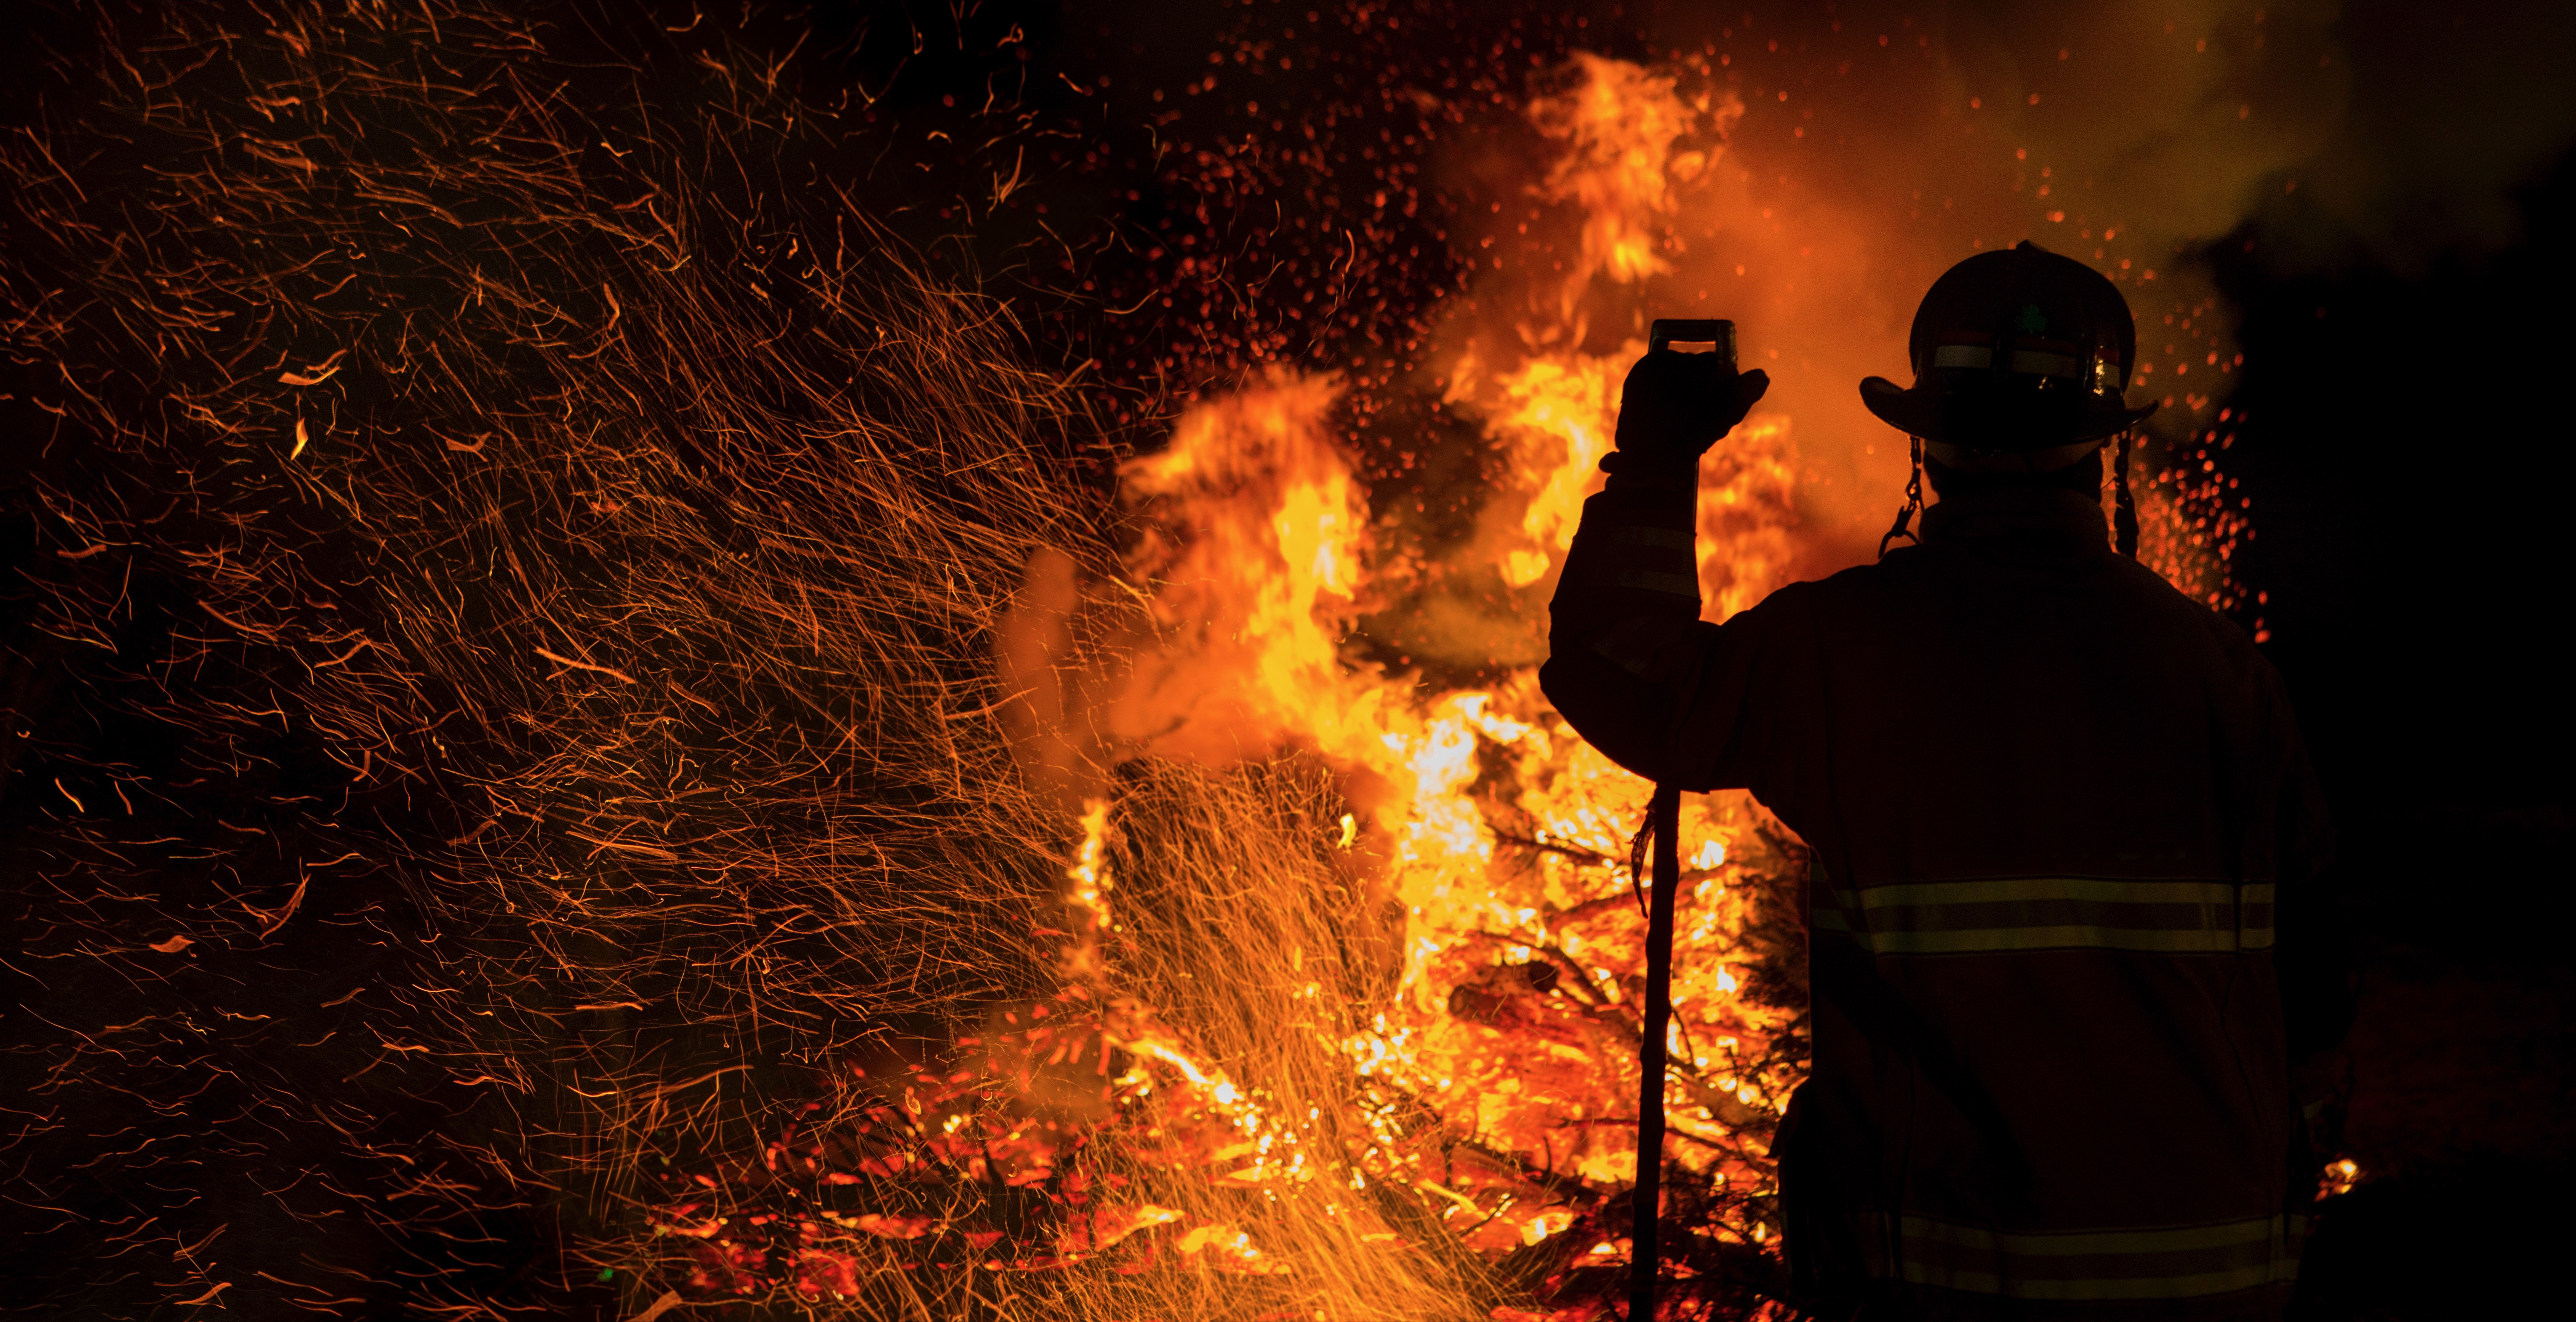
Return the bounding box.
[1836,878,2275,956]
[1868,926,2253,955]
[1605,524,1694,550]
[1904,1262,2284,1301]
[1614,568,1698,596]
[1861,878,2249,909]
[1891,1213,2300,1301]
[1905,1214,2278,1256]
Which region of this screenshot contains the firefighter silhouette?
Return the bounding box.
[1544,242,2349,1320]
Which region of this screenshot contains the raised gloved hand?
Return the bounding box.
[1606,352,1771,475]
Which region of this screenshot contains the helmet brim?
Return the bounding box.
[1860,375,2158,449]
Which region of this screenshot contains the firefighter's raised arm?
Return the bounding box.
[1538,352,1767,782]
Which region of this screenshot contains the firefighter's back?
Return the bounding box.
[1546,242,2335,1320]
[1719,488,2320,1321]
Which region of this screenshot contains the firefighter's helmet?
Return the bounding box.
[1860,241,2157,452]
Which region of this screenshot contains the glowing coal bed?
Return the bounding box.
[2,4,2303,1318]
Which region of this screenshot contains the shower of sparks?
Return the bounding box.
[4,4,2281,1319]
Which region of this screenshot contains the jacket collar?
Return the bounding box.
[1918,487,2110,553]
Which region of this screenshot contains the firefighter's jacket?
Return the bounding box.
[1542,473,2334,1319]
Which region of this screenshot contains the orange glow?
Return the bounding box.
[1081,55,1815,1269]
[16,7,2303,1319]
[630,44,2246,1321]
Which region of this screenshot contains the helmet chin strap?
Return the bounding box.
[1882,431,2139,559]
[1878,435,1925,560]
[2112,428,2139,559]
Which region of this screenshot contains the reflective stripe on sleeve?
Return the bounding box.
[1822,877,2275,955]
[1604,524,1695,550]
[1614,567,1699,597]
[1880,1212,2304,1301]
[1568,523,1697,598]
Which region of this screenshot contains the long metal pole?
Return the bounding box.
[1628,315,1730,1321]
[1627,782,1684,1321]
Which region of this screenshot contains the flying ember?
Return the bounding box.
[3,3,2324,1319]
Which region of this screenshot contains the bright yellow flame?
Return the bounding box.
[1113,370,1388,768]
[1477,352,1625,589]
[1068,50,1805,1293]
[1528,53,1736,308]
[1061,798,1114,981]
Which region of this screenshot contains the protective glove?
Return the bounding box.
[1604,352,1771,477]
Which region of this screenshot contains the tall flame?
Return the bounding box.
[634,44,2250,1319]
[1085,55,1811,1271]
[1110,370,1392,769]
[1526,54,1738,321]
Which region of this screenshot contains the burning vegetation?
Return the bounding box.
[3,3,2306,1318]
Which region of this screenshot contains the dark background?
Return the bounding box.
[2223,150,2573,901]
[2086,8,2576,1311]
[2217,149,2576,1317]
[2,1,2567,1317]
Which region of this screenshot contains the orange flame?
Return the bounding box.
[684,47,2255,1310]
[1088,56,1813,1263]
